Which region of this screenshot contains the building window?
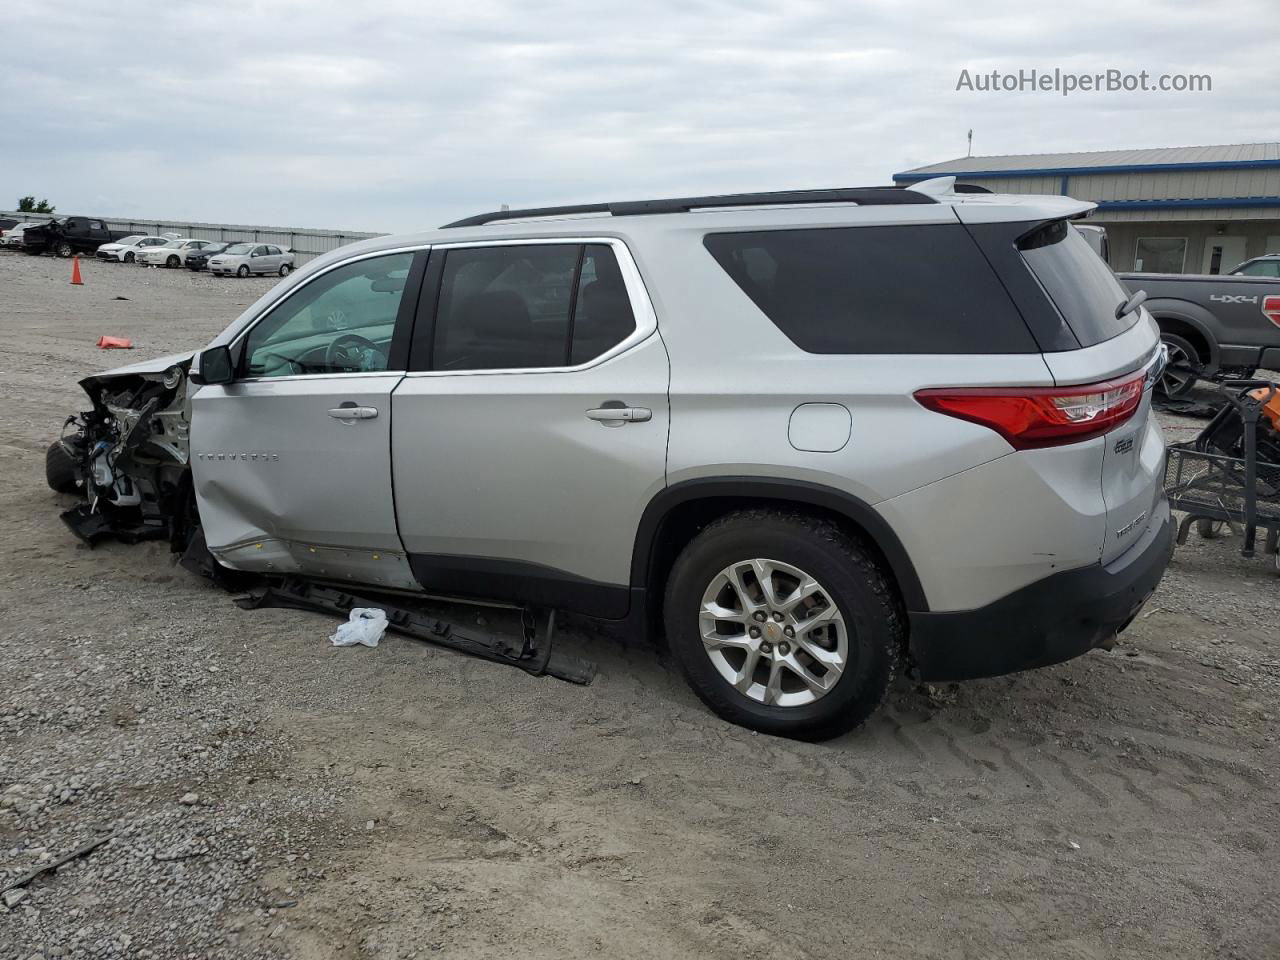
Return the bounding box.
[1134,237,1187,274]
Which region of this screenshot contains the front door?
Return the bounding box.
[190,249,423,588]
[1201,236,1247,274]
[390,240,669,618]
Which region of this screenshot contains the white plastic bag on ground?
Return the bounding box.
[329,608,389,648]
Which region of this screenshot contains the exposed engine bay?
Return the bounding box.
[50,357,198,551]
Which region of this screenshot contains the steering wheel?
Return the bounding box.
[325,333,383,373]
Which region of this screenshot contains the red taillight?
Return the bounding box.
[914,371,1146,449]
[1262,295,1280,328]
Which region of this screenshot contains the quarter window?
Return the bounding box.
[703,225,1035,354]
[243,252,414,378]
[427,243,636,371]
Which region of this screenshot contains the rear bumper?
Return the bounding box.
[908,496,1173,681]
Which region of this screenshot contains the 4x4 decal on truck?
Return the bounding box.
[1209,294,1258,304]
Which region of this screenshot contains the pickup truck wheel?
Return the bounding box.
[237,264,250,278]
[45,440,81,494]
[663,509,902,741]
[55,242,73,258]
[1158,333,1200,399]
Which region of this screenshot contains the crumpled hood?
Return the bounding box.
[82,351,194,386]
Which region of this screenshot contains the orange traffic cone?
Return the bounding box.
[70,256,84,286]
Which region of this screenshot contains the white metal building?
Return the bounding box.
[895,143,1280,274]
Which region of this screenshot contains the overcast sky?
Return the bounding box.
[2,1,1277,233]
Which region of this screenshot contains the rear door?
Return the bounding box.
[191,249,425,586]
[390,239,669,618]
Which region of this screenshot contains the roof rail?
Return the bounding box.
[441,185,937,228]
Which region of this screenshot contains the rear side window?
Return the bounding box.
[702,225,1035,354]
[429,244,636,371]
[1019,219,1136,346]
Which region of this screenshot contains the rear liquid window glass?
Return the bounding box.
[702,224,1036,354]
[1019,219,1137,347]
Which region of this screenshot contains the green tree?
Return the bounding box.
[16,196,55,214]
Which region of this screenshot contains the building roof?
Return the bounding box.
[895,143,1280,180]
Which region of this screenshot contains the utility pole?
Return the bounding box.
[966,129,973,157]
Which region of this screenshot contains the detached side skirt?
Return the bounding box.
[235,576,597,686]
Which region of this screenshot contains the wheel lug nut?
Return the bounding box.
[783,626,795,638]
[772,611,784,622]
[753,611,767,622]
[760,642,772,654]
[749,627,760,639]
[779,642,790,655]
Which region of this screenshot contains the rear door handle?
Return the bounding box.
[586,405,652,426]
[327,405,379,420]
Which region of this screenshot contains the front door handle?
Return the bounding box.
[586,404,652,426]
[327,405,379,420]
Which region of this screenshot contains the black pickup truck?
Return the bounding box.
[1118,270,1280,397]
[22,217,132,258]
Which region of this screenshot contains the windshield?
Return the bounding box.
[1019,219,1138,347]
[160,239,184,248]
[117,235,144,244]
[223,243,253,255]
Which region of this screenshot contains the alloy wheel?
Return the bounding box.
[698,558,848,707]
[1159,340,1196,397]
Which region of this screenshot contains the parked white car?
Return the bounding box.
[97,235,171,263]
[1,222,39,247]
[136,238,219,268]
[207,242,295,277]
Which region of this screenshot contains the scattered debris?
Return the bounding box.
[329,607,389,648]
[0,834,114,894]
[96,335,133,349]
[179,792,200,805]
[1068,840,1081,850]
[112,295,130,301]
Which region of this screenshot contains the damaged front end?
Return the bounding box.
[51,354,198,550]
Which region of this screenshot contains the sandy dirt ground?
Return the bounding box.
[1,251,1277,960]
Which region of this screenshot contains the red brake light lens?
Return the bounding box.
[1262,295,1280,328]
[914,371,1146,449]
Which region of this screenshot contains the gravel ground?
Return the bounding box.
[1,251,1277,960]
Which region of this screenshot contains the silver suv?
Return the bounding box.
[47,178,1173,740]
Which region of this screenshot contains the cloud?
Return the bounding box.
[1,0,1277,232]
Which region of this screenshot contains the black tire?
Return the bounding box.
[663,509,903,741]
[123,251,134,263]
[279,263,291,277]
[166,255,180,268]
[1157,332,1200,400]
[237,264,250,278]
[1196,517,1225,539]
[55,242,73,258]
[45,439,81,494]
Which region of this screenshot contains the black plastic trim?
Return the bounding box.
[407,553,631,620]
[909,498,1173,681]
[630,477,929,612]
[442,187,935,228]
[407,249,447,372]
[386,250,431,371]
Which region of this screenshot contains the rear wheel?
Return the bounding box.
[55,242,73,258]
[279,263,291,277]
[237,264,250,278]
[663,510,902,740]
[1158,332,1200,399]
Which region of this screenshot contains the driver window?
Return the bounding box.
[243,252,414,379]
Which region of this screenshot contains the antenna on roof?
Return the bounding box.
[967,129,973,157]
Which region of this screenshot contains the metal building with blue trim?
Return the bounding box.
[894,143,1280,274]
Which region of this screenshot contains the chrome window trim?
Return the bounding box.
[402,235,659,379]
[229,244,430,384]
